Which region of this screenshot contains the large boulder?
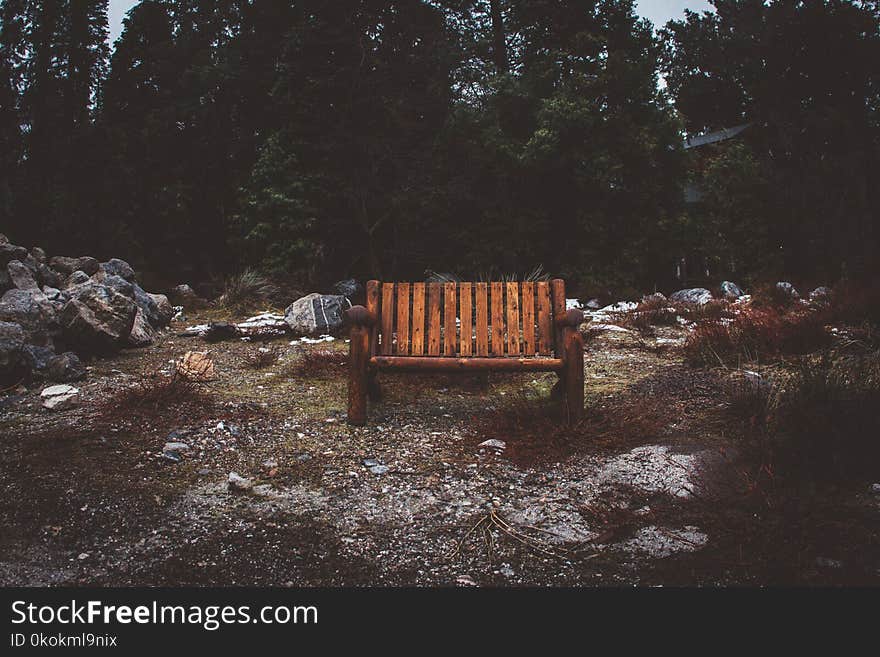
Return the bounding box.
[99,258,136,282]
[333,279,362,299]
[92,272,163,328]
[148,293,174,326]
[63,270,91,289]
[169,283,208,309]
[284,293,352,335]
[49,255,99,276]
[720,281,744,299]
[809,286,831,303]
[670,288,713,305]
[0,321,31,384]
[7,260,39,291]
[127,307,156,347]
[0,242,28,268]
[775,281,800,300]
[59,283,137,353]
[0,288,57,346]
[44,351,86,382]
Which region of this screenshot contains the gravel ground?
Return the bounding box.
[1,314,877,586]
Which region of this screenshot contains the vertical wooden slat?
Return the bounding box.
[459,283,472,356]
[411,282,425,355]
[380,283,394,355]
[536,281,552,355]
[443,282,457,356]
[521,281,535,356]
[475,283,489,356]
[395,283,410,355]
[551,278,566,355]
[365,280,380,356]
[490,282,504,356]
[427,283,441,356]
[506,281,520,354]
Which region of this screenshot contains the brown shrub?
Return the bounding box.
[245,346,281,369]
[92,368,220,433]
[288,348,348,378]
[684,306,831,367]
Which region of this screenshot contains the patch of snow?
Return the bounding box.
[599,445,700,498]
[619,525,708,558]
[290,334,335,345]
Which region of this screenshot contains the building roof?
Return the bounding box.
[683,123,751,150]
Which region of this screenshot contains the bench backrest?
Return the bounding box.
[365,279,568,358]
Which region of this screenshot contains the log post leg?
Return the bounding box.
[562,326,584,423]
[367,368,381,401]
[346,305,375,426]
[556,308,585,424]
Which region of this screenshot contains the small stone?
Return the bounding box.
[40,384,80,411]
[478,439,506,451]
[499,565,515,577]
[162,451,182,463]
[369,465,390,475]
[227,472,254,491]
[870,483,880,494]
[177,351,215,380]
[455,575,477,586]
[720,281,744,299]
[362,458,380,467]
[262,459,279,469]
[164,441,190,453]
[295,452,312,462]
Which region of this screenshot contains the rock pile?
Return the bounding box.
[0,234,172,384]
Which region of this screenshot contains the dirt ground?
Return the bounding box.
[1,312,878,586]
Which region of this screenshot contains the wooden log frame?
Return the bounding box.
[345,279,584,426]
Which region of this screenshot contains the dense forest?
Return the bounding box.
[1,0,878,295]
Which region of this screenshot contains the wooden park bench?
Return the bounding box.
[345,279,584,425]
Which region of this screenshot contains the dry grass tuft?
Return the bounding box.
[245,346,281,369]
[217,269,280,312]
[288,348,348,378]
[92,367,220,433]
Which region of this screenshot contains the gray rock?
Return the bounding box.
[369,465,390,475]
[640,292,667,304]
[584,298,601,309]
[362,458,381,467]
[775,281,799,299]
[23,343,55,370]
[478,439,506,451]
[7,260,39,291]
[48,255,99,276]
[36,262,61,289]
[0,268,10,293]
[99,258,136,282]
[44,352,85,382]
[227,472,254,491]
[170,284,208,309]
[164,441,191,453]
[93,272,163,328]
[809,286,831,303]
[0,242,28,267]
[148,293,174,326]
[203,321,240,342]
[40,384,80,411]
[0,321,31,384]
[0,233,7,244]
[284,293,352,335]
[0,288,56,346]
[63,270,91,289]
[720,281,744,299]
[127,307,156,347]
[670,288,713,305]
[30,247,46,264]
[334,279,362,298]
[59,283,138,353]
